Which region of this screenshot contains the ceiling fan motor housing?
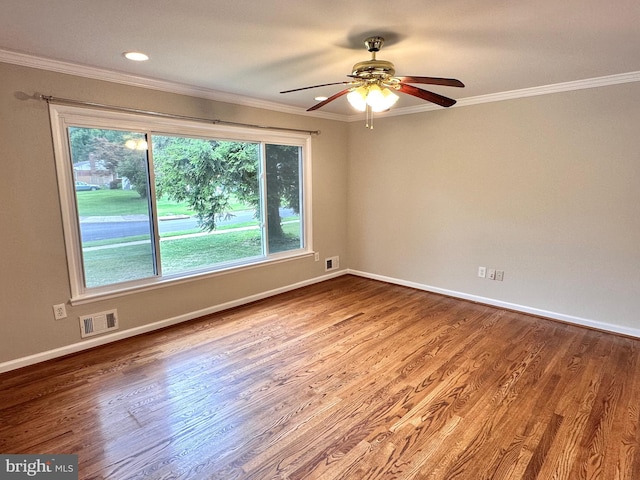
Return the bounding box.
[351,59,396,79]
[354,37,396,80]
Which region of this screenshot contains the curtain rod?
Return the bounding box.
[40,95,321,136]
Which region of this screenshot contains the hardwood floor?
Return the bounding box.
[1,275,639,479]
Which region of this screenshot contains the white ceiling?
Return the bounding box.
[2,0,639,116]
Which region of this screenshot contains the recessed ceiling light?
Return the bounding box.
[314,96,328,101]
[123,51,149,61]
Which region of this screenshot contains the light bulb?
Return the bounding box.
[365,84,385,112]
[123,51,149,61]
[347,86,368,112]
[366,85,399,112]
[125,139,148,150]
[380,87,399,110]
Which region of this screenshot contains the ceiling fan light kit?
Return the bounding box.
[347,84,399,113]
[280,36,465,128]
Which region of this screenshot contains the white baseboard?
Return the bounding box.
[4,268,637,374]
[0,270,347,374]
[348,269,640,339]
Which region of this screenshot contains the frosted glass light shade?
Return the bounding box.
[347,84,399,112]
[347,86,368,111]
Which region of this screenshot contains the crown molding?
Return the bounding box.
[0,48,344,122]
[2,48,638,123]
[348,70,640,121]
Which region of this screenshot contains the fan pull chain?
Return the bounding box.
[365,105,374,129]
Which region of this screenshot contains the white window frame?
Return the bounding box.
[50,104,313,304]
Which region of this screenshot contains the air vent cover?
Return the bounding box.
[325,256,340,272]
[79,309,118,338]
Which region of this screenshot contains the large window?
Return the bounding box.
[50,105,311,301]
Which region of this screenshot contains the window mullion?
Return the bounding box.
[146,132,162,277]
[259,142,268,257]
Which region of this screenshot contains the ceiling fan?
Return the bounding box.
[280,36,464,113]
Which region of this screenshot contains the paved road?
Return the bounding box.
[79,209,295,242]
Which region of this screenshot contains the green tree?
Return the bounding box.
[153,137,300,243]
[265,144,300,242]
[117,152,149,198]
[153,137,259,230]
[69,127,150,197]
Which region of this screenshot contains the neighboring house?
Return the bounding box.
[73,157,115,187]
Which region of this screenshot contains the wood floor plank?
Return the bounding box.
[1,275,639,479]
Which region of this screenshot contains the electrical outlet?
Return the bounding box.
[314,252,319,262]
[487,268,496,280]
[478,266,486,278]
[496,270,504,281]
[53,303,67,320]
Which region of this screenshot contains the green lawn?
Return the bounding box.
[83,242,157,287]
[76,189,250,217]
[77,189,302,288]
[82,223,301,288]
[160,230,263,276]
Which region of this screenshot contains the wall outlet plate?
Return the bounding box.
[478,266,486,278]
[53,303,67,320]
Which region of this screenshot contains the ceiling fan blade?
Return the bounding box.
[280,82,351,94]
[307,88,351,111]
[398,76,465,88]
[398,83,457,107]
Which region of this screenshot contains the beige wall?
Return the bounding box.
[2,59,639,369]
[348,82,640,333]
[0,62,348,365]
